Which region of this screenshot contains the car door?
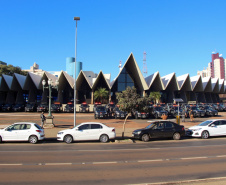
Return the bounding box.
[17,124,31,140]
[2,124,21,140]
[164,122,175,137]
[150,122,165,138]
[208,121,222,136]
[218,120,226,136]
[90,124,103,140]
[74,124,91,141]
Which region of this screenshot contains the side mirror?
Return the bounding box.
[210,124,215,127]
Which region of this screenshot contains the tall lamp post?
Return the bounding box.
[74,16,80,127]
[42,79,59,128]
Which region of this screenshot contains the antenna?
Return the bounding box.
[143,51,147,77]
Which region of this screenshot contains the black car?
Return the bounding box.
[105,102,115,117]
[2,104,13,112]
[94,105,108,119]
[79,103,90,113]
[37,104,48,112]
[149,106,168,119]
[113,107,127,119]
[12,104,25,112]
[132,120,185,142]
[64,103,74,113]
[51,104,61,113]
[93,102,102,112]
[203,106,218,117]
[25,103,37,112]
[190,106,205,117]
[131,110,150,119]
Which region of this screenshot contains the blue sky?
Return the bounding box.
[1,0,226,81]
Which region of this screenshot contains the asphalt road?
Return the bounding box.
[1,138,226,184]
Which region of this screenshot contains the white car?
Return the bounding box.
[187,119,226,139]
[0,122,45,144]
[57,122,116,143]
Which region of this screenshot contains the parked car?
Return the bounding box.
[12,104,25,112]
[189,106,205,117]
[25,103,37,112]
[64,103,74,113]
[113,107,127,119]
[0,122,45,144]
[187,119,226,139]
[1,104,13,112]
[149,106,168,119]
[37,104,48,112]
[93,102,102,112]
[51,104,61,113]
[203,106,218,117]
[79,102,90,113]
[94,105,108,119]
[57,122,116,143]
[105,102,115,117]
[132,120,185,142]
[131,109,150,119]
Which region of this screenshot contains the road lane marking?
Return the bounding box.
[181,156,208,160]
[1,154,226,166]
[93,161,117,164]
[138,159,163,162]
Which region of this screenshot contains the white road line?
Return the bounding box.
[93,161,117,165]
[217,155,226,158]
[138,159,163,163]
[45,163,72,165]
[181,156,208,160]
[0,163,22,166]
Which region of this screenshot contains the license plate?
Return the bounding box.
[100,115,103,117]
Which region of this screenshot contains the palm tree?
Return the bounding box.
[149,91,161,104]
[94,88,109,103]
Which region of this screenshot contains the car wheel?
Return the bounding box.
[141,134,150,142]
[173,132,181,140]
[99,134,109,143]
[64,135,73,144]
[201,131,209,139]
[29,135,38,144]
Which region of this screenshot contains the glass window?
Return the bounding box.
[91,124,102,129]
[165,122,174,128]
[220,121,226,125]
[8,124,21,130]
[35,124,42,129]
[21,124,31,130]
[118,74,126,83]
[78,124,90,130]
[213,121,220,126]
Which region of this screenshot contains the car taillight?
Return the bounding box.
[182,127,185,131]
[36,130,42,133]
[112,128,115,132]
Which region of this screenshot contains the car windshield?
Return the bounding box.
[155,107,163,111]
[96,107,105,111]
[198,120,213,126]
[26,104,33,108]
[145,123,155,129]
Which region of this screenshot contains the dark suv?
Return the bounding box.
[79,102,90,113]
[94,105,108,119]
[149,106,168,119]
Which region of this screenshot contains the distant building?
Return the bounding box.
[66,57,82,78]
[198,53,226,80]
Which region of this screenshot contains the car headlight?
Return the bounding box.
[135,131,141,134]
[57,132,64,135]
[192,128,202,132]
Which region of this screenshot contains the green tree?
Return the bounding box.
[116,86,141,138]
[149,91,161,104]
[0,64,27,77]
[94,88,109,103]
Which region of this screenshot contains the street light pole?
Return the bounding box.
[74,17,80,127]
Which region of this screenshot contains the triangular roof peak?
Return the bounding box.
[161,73,178,90]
